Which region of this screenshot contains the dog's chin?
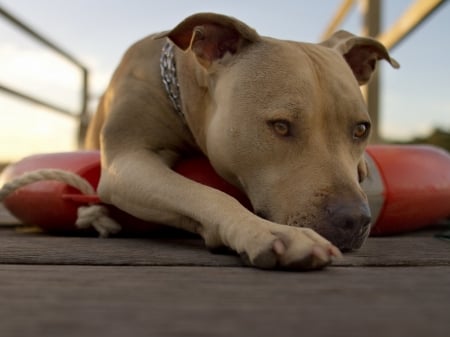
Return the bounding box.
[255,209,371,251]
[337,234,368,252]
[322,225,371,252]
[288,220,371,252]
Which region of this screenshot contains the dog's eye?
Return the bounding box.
[353,122,370,140]
[270,120,291,137]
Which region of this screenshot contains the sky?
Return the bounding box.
[0,0,449,161]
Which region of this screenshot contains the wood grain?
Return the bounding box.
[0,265,449,337]
[0,227,449,267]
[1,204,449,337]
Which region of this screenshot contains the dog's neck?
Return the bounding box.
[160,41,184,119]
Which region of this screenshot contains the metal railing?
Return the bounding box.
[321,0,446,143]
[0,5,89,145]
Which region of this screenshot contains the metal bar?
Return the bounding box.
[321,0,356,40]
[0,83,77,118]
[77,69,90,146]
[377,0,446,50]
[0,5,87,71]
[81,69,89,117]
[0,5,90,147]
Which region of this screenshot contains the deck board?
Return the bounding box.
[0,227,449,267]
[1,201,450,337]
[0,264,449,337]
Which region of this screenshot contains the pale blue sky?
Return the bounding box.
[0,0,449,160]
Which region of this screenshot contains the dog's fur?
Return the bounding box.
[85,13,399,270]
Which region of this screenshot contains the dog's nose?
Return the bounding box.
[325,202,371,251]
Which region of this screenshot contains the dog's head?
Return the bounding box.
[166,13,399,250]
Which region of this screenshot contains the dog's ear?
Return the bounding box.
[321,30,399,85]
[160,12,260,68]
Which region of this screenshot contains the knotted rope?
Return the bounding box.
[0,169,121,237]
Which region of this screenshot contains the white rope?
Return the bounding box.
[76,205,121,238]
[0,169,95,199]
[0,169,122,237]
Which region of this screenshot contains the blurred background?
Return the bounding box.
[0,0,449,168]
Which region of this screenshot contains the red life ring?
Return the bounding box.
[365,145,450,235]
[1,145,449,235]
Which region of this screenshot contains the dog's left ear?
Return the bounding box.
[159,12,261,68]
[321,30,399,85]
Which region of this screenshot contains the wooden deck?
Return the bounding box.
[1,204,449,337]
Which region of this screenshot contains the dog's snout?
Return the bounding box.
[325,202,371,251]
[328,204,371,232]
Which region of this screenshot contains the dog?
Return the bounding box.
[85,12,399,270]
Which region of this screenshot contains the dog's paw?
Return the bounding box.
[239,226,342,270]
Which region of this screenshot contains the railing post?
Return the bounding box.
[361,0,381,143]
[78,68,90,147]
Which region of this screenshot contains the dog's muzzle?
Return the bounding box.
[321,202,372,251]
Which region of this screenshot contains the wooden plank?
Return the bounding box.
[0,227,449,267]
[0,265,449,337]
[0,228,241,267]
[341,233,450,266]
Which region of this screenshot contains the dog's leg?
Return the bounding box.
[99,150,341,270]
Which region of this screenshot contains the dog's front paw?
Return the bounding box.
[239,226,342,270]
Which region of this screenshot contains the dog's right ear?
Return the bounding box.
[158,12,260,68]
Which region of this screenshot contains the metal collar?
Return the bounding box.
[160,41,184,119]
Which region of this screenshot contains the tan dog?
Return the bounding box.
[85,13,399,270]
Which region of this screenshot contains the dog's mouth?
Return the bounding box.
[255,208,371,251]
[328,223,371,251]
[299,217,372,251]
